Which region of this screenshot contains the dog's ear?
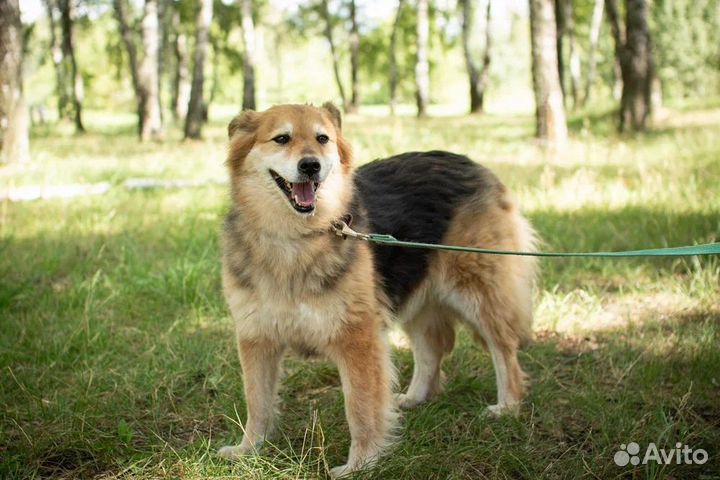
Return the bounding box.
[228,110,259,139]
[321,102,342,130]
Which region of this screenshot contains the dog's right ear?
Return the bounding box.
[228,110,259,139]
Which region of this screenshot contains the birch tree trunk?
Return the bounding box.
[139,0,163,141]
[582,0,603,106]
[0,0,30,164]
[184,0,213,139]
[415,0,430,117]
[59,0,85,132]
[348,0,360,113]
[529,0,568,147]
[388,0,404,116]
[320,0,347,110]
[461,0,492,114]
[240,0,256,111]
[171,12,191,120]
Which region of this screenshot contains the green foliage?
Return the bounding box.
[652,0,720,98]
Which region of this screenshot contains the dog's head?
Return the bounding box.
[226,103,352,231]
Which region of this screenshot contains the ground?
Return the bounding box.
[1,103,719,479]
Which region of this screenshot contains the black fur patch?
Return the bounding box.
[353,151,498,309]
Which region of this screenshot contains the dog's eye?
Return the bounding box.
[273,134,291,145]
[316,134,329,145]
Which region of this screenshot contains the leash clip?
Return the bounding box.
[331,218,369,241]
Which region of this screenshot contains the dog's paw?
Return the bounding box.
[217,444,256,460]
[329,463,353,479]
[395,393,424,409]
[483,403,520,417]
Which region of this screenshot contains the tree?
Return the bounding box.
[582,0,604,106]
[606,0,654,132]
[320,0,348,111]
[388,0,405,115]
[554,0,580,108]
[0,0,30,164]
[113,0,163,140]
[58,0,85,132]
[529,0,568,147]
[460,0,492,114]
[43,0,68,121]
[240,0,256,111]
[415,0,430,117]
[348,0,360,112]
[171,7,191,120]
[138,0,163,140]
[184,0,213,139]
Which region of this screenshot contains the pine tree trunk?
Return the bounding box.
[139,0,163,141]
[320,0,347,111]
[415,0,430,117]
[0,0,30,164]
[462,0,492,114]
[529,0,568,147]
[59,0,85,132]
[348,0,360,113]
[388,0,404,116]
[184,0,213,139]
[582,0,603,106]
[240,0,256,111]
[606,0,654,132]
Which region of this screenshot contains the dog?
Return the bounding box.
[217,103,537,477]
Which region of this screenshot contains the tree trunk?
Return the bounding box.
[240,0,256,111]
[171,10,191,120]
[0,0,30,164]
[565,0,581,108]
[139,0,163,141]
[461,0,492,114]
[320,0,347,111]
[59,0,85,132]
[582,0,603,106]
[184,0,213,139]
[415,0,430,117]
[606,0,654,132]
[113,0,142,134]
[554,0,566,99]
[529,0,568,147]
[348,0,360,113]
[388,0,404,116]
[44,0,69,121]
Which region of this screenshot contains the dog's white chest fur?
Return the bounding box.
[223,268,347,345]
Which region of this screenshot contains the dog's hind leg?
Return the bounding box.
[396,304,455,409]
[443,283,530,417]
[218,338,284,459]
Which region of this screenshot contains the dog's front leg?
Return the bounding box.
[218,338,284,459]
[327,320,395,478]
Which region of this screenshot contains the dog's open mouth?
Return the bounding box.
[269,169,319,213]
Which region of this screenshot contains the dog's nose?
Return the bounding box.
[298,157,321,176]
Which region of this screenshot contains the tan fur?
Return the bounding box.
[219,103,537,477]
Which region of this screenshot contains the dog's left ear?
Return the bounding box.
[322,102,342,130]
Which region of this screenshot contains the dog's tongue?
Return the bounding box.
[292,181,316,207]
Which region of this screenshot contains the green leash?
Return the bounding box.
[331,221,720,258]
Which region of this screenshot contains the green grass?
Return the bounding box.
[1,105,719,479]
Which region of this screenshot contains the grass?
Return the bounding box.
[1,104,719,479]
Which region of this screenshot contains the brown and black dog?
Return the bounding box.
[218,103,537,477]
